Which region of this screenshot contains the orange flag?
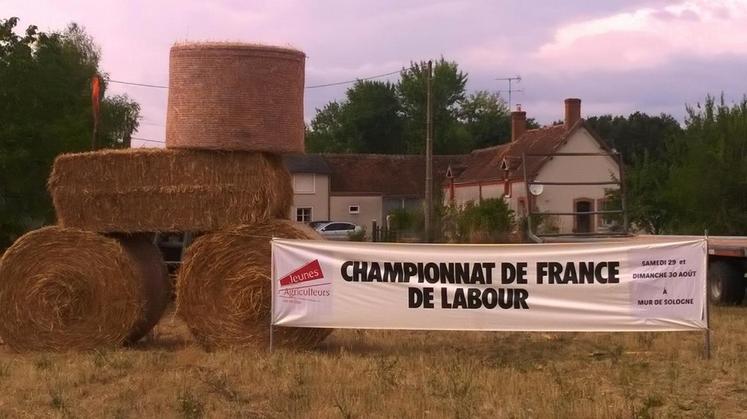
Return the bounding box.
[91,74,101,123]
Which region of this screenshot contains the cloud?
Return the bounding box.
[514,54,747,124]
[533,0,747,72]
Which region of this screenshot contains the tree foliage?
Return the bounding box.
[602,96,747,235]
[665,95,747,235]
[585,112,682,163]
[305,101,348,152]
[613,152,671,234]
[0,17,141,248]
[306,81,403,154]
[459,90,510,149]
[584,111,681,233]
[346,81,403,153]
[398,58,469,154]
[306,58,515,155]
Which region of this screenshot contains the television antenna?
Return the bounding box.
[496,75,522,110]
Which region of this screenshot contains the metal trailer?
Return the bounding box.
[523,152,747,305]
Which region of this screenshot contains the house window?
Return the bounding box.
[296,207,312,223]
[293,174,315,194]
[348,205,360,214]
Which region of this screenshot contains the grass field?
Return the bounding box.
[1,305,746,418]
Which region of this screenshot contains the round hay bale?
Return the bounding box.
[166,42,305,153]
[0,227,169,351]
[116,234,172,344]
[176,219,331,350]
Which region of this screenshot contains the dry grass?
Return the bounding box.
[1,306,746,418]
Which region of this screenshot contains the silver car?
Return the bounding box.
[312,221,364,240]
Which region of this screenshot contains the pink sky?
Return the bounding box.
[4,0,747,147]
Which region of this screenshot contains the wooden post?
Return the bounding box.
[424,60,433,243]
[91,121,98,150]
[704,229,711,359]
[269,236,275,353]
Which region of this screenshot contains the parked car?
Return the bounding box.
[308,220,331,230]
[312,221,364,240]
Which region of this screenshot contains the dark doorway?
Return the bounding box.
[575,200,593,233]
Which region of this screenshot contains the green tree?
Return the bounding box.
[306,58,541,155]
[459,90,510,148]
[613,152,671,234]
[343,80,404,154]
[306,81,404,154]
[665,95,747,235]
[585,112,682,163]
[585,111,681,234]
[398,58,470,154]
[305,101,349,152]
[99,94,140,147]
[0,17,141,249]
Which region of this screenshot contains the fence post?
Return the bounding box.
[372,220,378,242]
[704,229,711,360]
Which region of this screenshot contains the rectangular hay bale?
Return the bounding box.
[48,148,292,232]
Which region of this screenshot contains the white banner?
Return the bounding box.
[271,239,708,331]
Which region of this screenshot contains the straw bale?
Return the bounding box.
[0,227,169,351]
[166,42,305,153]
[116,234,171,344]
[176,219,331,350]
[48,148,292,233]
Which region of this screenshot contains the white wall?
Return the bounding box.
[507,181,527,218]
[448,182,510,207]
[533,128,620,233]
[481,183,503,200]
[452,184,480,207]
[330,195,383,230]
[290,173,330,222]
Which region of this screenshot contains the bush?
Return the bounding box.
[347,227,367,242]
[443,198,515,243]
[387,208,422,231]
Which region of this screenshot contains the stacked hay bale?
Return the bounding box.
[166,43,305,153]
[49,149,292,232]
[164,43,328,349]
[0,42,329,351]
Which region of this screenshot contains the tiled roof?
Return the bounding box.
[450,143,511,184]
[323,154,464,198]
[283,154,332,174]
[452,120,608,184]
